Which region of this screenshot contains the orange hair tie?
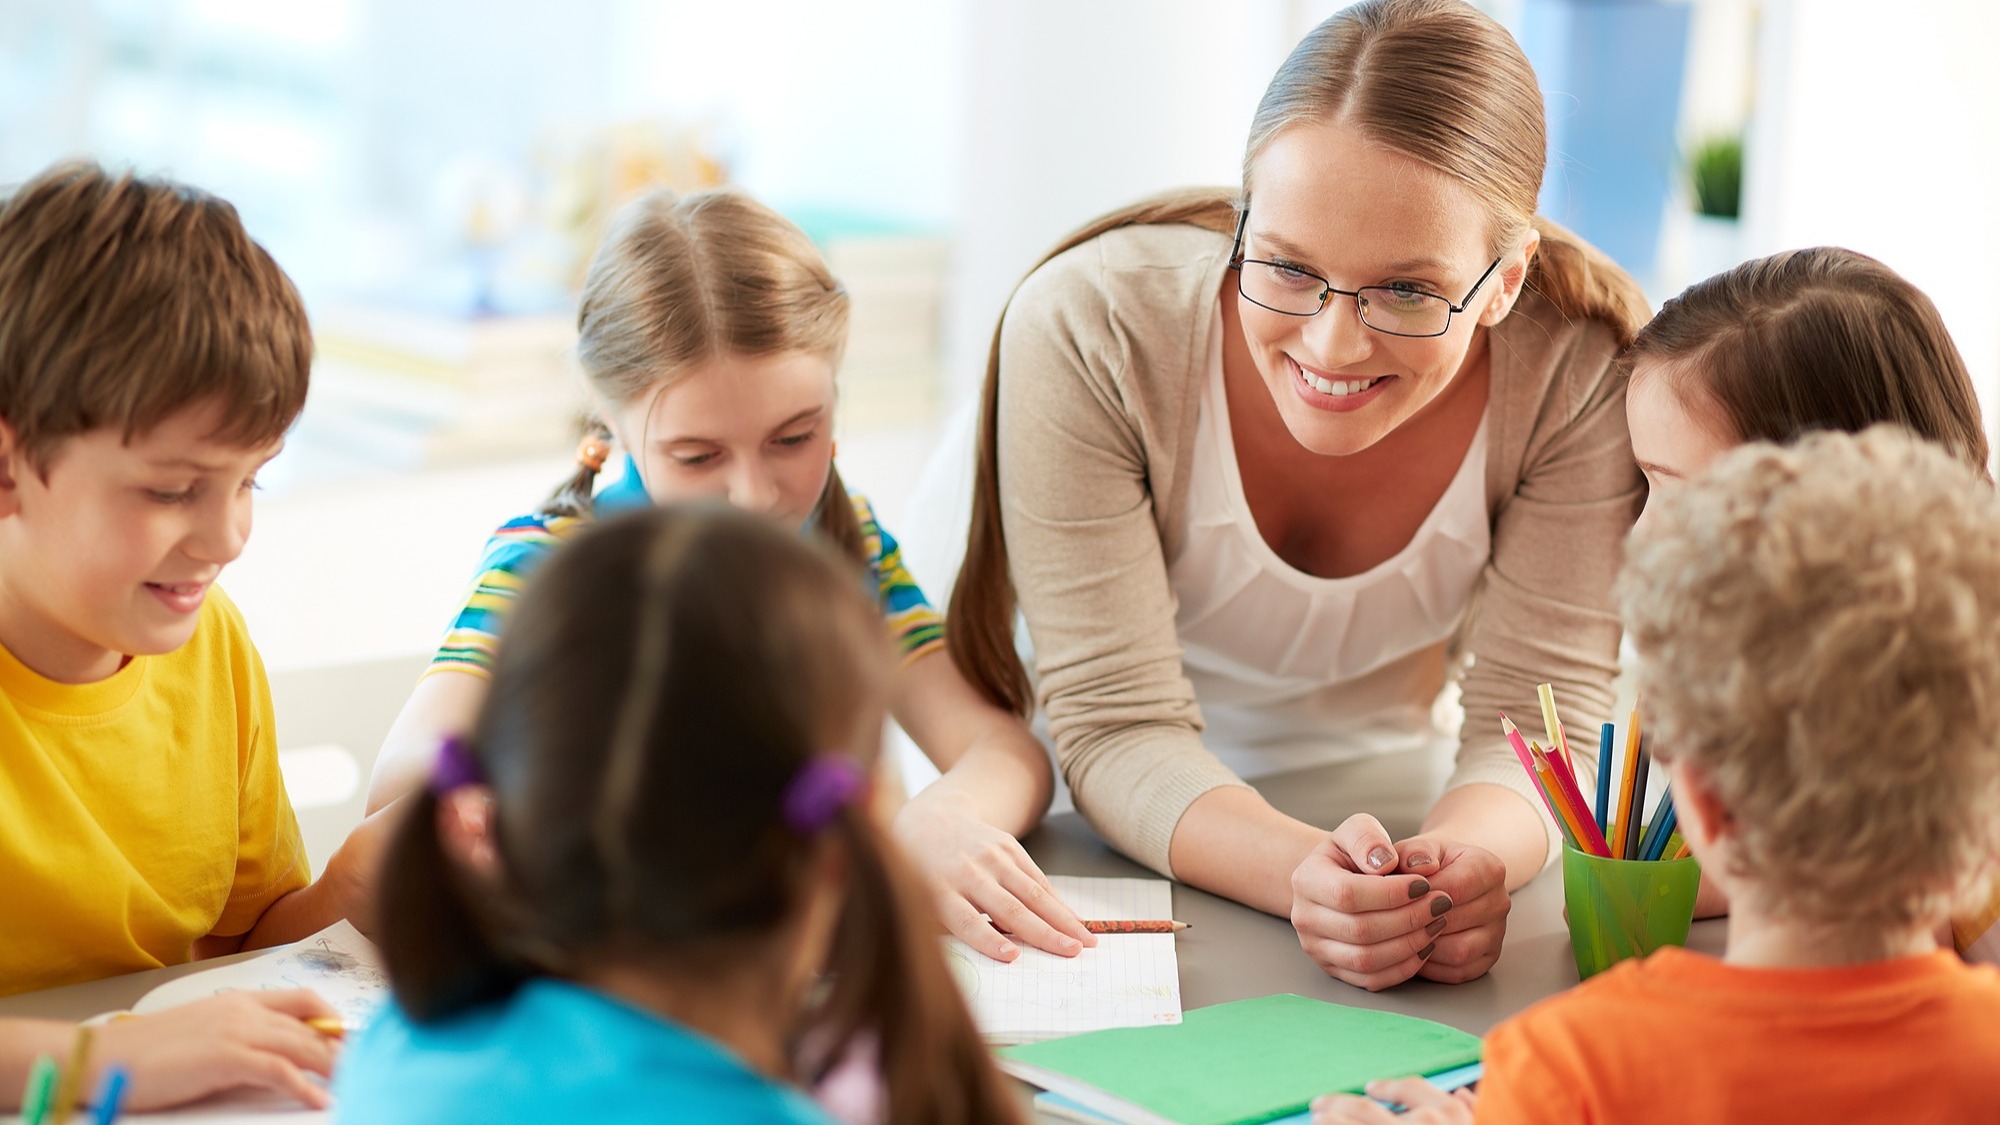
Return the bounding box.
[576,433,612,474]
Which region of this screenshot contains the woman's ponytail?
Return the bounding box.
[948,188,1239,716]
[1524,215,1652,347]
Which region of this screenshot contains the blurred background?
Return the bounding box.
[3,0,1995,857]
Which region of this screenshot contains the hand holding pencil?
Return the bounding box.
[85,991,341,1113]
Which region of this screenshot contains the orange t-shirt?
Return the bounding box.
[1475,946,2000,1124]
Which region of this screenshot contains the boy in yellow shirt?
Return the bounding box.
[0,162,384,1111]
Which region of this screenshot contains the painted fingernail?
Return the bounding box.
[1419,941,1437,960]
[1405,853,1433,869]
[1426,917,1449,937]
[1367,846,1395,870]
[1407,878,1431,899]
[1430,894,1454,917]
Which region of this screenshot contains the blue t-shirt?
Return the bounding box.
[332,978,836,1124]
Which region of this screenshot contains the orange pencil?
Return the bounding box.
[1530,743,1593,854]
[1612,705,1643,858]
[1535,741,1611,856]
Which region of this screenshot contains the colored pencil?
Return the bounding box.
[21,1055,56,1125]
[1622,736,1653,861]
[1501,714,1574,842]
[1528,745,1586,852]
[1640,794,1680,862]
[91,1068,127,1125]
[1612,707,1643,858]
[51,1025,92,1125]
[1534,740,1612,856]
[1672,841,1692,861]
[1595,722,1615,834]
[1537,682,1574,776]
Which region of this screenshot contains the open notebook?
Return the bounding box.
[944,875,1183,1045]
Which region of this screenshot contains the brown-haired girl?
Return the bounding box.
[333,505,1024,1125]
[950,0,1649,990]
[1620,245,1999,956]
[369,188,1092,964]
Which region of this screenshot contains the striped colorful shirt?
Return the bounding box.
[429,458,945,679]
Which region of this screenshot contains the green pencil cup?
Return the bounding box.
[1561,844,1700,980]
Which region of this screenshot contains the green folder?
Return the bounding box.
[998,993,1483,1125]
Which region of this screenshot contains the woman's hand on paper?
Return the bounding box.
[1290,815,1458,991]
[94,990,340,1111]
[1392,836,1511,985]
[893,789,1096,962]
[1311,1078,1477,1124]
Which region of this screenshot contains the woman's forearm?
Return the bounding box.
[1166,786,1328,916]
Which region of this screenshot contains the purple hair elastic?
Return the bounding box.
[783,754,866,834]
[429,735,486,795]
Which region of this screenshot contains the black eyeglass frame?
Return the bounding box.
[1227,209,1504,340]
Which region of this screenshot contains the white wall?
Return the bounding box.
[1743,0,2000,452]
[941,1,1350,408]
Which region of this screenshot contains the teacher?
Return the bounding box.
[948,0,1649,990]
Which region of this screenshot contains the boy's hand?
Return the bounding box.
[94,991,339,1111]
[893,790,1095,961]
[1312,1078,1477,1123]
[1391,836,1510,984]
[1290,815,1455,991]
[316,800,408,938]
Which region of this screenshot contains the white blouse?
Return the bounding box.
[1167,303,1491,780]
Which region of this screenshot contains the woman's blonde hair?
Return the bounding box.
[950,0,1650,715]
[1624,246,1990,476]
[1619,427,2000,933]
[544,188,865,562]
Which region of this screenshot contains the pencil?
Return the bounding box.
[1622,734,1652,861]
[1612,707,1642,857]
[51,1025,92,1125]
[1537,683,1574,776]
[91,1068,127,1125]
[1595,722,1615,834]
[1671,841,1692,861]
[1080,920,1190,934]
[1534,741,1611,856]
[1501,714,1572,839]
[21,1055,56,1125]
[304,1017,347,1040]
[1640,794,1680,863]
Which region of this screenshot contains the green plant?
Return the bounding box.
[1689,134,1743,219]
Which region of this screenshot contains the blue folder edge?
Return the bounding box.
[1031,1061,1485,1123]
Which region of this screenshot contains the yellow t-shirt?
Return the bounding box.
[0,587,309,996]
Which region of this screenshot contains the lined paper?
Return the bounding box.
[945,876,1183,1044]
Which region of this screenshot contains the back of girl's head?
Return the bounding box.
[1626,247,1989,474]
[377,504,1023,1125]
[543,189,853,519]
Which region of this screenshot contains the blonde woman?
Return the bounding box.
[369,190,1091,964]
[950,0,1650,989]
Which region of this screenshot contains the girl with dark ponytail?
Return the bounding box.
[369,188,1091,965]
[334,505,1024,1125]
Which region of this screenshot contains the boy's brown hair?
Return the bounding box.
[1619,427,2000,933]
[0,161,310,471]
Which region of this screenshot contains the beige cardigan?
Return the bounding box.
[994,222,1640,876]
